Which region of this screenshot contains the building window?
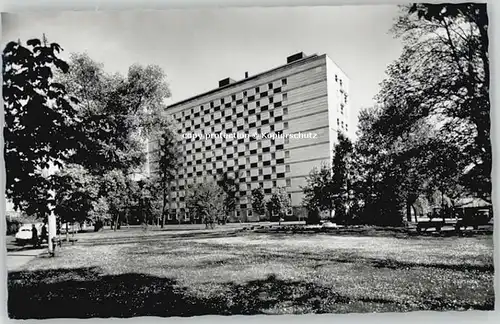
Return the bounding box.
[285,151,290,158]
[286,165,290,172]
[282,78,287,85]
[285,137,289,144]
[284,122,289,129]
[283,93,287,101]
[286,179,291,187]
[273,180,277,187]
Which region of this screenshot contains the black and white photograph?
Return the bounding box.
[2,2,494,319]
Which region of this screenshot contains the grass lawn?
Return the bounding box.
[7,229,494,318]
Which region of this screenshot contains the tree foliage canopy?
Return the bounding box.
[251,187,266,216]
[185,182,226,223]
[374,3,490,198]
[3,38,84,213]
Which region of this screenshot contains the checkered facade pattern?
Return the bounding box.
[148,53,350,222]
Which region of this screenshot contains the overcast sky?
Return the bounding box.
[2,5,404,135]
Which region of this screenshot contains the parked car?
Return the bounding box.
[15,223,43,245]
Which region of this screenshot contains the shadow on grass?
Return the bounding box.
[8,267,223,319]
[182,246,494,274]
[8,268,494,319]
[78,231,241,248]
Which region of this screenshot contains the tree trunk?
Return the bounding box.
[161,183,168,229]
[406,200,412,223]
[65,222,69,242]
[114,213,120,231]
[161,195,166,229]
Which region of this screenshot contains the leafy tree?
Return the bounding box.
[55,53,175,229]
[53,164,99,221]
[331,132,354,225]
[350,3,490,225]
[156,126,181,228]
[217,171,241,222]
[185,181,226,228]
[52,164,99,239]
[140,174,164,227]
[300,133,354,225]
[135,178,156,229]
[267,187,291,224]
[376,3,490,198]
[251,187,266,218]
[101,170,130,230]
[58,53,172,175]
[354,107,467,225]
[301,163,334,216]
[89,196,110,230]
[3,38,81,214]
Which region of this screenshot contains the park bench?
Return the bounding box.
[416,219,446,233]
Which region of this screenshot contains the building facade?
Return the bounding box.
[148,52,350,223]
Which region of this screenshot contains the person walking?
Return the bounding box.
[40,223,48,246]
[31,224,39,249]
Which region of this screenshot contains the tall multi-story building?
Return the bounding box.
[148,52,350,223]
